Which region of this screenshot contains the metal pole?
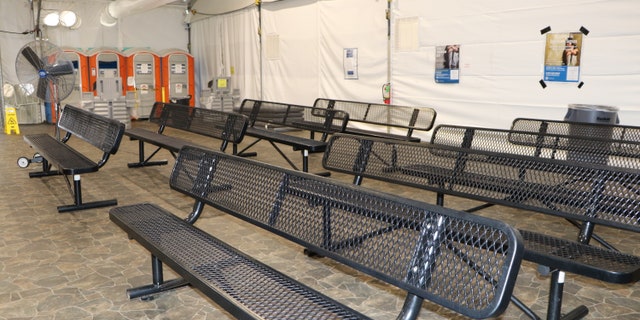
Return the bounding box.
[0,44,6,132]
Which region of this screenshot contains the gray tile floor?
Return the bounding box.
[1,121,639,319]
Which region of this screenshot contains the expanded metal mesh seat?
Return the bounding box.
[110,145,523,319]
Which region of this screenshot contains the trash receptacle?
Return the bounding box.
[564,104,619,164]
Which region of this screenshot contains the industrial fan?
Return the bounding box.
[15,39,75,128]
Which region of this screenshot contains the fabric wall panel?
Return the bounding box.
[317,0,388,105]
[261,0,319,105]
[391,0,640,129]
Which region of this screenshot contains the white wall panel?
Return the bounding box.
[191,8,261,104]
[261,0,319,105]
[317,0,388,105]
[391,0,640,130]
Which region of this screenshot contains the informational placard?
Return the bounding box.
[435,44,460,83]
[543,32,583,82]
[343,48,358,80]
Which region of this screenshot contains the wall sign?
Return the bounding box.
[435,44,460,83]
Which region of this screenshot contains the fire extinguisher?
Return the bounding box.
[382,83,391,104]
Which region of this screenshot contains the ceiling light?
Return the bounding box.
[59,11,77,27]
[43,12,60,26]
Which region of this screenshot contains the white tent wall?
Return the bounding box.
[317,0,388,104]
[190,7,261,105]
[0,0,38,85]
[261,0,320,105]
[390,0,640,131]
[194,0,388,107]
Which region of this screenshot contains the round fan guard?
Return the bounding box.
[15,39,75,103]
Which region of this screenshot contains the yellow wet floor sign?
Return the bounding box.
[4,107,20,135]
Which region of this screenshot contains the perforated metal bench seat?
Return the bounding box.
[110,203,368,320]
[23,133,98,175]
[521,230,640,283]
[245,127,327,152]
[125,127,207,153]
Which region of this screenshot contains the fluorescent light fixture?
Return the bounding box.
[43,12,60,26]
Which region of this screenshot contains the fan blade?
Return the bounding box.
[36,78,49,101]
[47,63,74,76]
[21,46,45,71]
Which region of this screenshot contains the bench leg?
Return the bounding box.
[127,255,189,300]
[397,294,424,320]
[546,271,589,320]
[127,141,168,168]
[235,140,259,158]
[57,174,118,213]
[29,158,61,177]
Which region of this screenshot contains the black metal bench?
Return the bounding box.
[431,123,640,170]
[509,118,640,166]
[125,102,248,168]
[110,145,524,320]
[312,98,437,142]
[430,124,640,251]
[323,133,640,320]
[234,99,348,173]
[20,105,125,212]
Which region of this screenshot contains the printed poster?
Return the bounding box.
[343,48,358,80]
[543,32,583,82]
[435,44,460,83]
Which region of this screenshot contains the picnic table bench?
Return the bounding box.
[322,133,640,320]
[124,102,248,168]
[312,98,437,142]
[234,99,349,173]
[20,105,125,212]
[110,145,524,320]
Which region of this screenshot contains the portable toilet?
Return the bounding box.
[87,47,126,97]
[160,49,195,106]
[61,47,89,109]
[123,48,161,118]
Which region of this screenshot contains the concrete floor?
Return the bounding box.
[0,120,639,319]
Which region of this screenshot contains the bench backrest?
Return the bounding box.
[510,118,640,159]
[148,102,166,125]
[155,102,248,148]
[431,124,640,169]
[170,145,523,319]
[323,134,640,234]
[313,98,437,135]
[58,104,125,155]
[237,99,349,134]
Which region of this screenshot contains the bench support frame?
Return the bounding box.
[29,159,118,213]
[127,255,189,300]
